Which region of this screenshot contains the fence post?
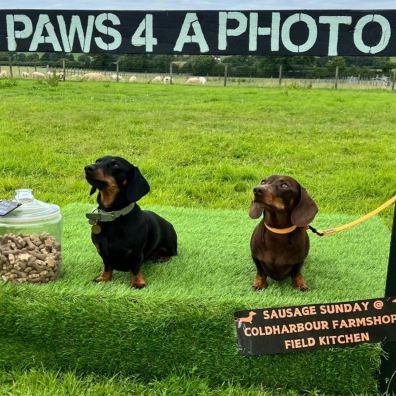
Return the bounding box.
[115,59,120,82]
[379,203,396,394]
[170,62,173,85]
[392,70,395,91]
[335,65,339,89]
[62,58,66,81]
[8,53,13,78]
[224,64,228,87]
[278,64,283,87]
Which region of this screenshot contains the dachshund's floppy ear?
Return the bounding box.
[126,167,150,202]
[89,186,97,196]
[249,201,264,219]
[291,186,318,227]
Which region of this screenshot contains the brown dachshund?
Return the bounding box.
[249,175,318,291]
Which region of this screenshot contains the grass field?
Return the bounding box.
[0,80,395,222]
[0,204,390,393]
[0,80,395,394]
[0,369,334,396]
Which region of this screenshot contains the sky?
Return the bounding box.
[3,0,396,10]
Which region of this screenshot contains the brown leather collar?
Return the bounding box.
[264,223,297,234]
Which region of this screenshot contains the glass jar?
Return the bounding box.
[0,189,62,284]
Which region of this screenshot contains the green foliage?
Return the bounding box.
[2,51,395,77]
[0,369,318,395]
[0,78,17,89]
[182,55,221,75]
[77,54,92,68]
[46,73,59,87]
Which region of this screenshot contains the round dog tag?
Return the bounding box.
[92,224,102,235]
[88,219,97,226]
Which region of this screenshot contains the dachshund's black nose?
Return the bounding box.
[253,187,264,195]
[84,165,95,173]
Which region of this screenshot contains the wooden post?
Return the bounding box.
[392,70,396,91]
[116,60,119,82]
[224,64,228,87]
[278,64,283,87]
[379,204,396,394]
[335,65,339,89]
[170,62,173,85]
[62,58,66,81]
[8,53,13,78]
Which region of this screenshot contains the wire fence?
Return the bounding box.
[1,62,395,91]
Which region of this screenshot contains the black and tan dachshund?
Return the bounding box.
[85,156,177,288]
[249,175,318,291]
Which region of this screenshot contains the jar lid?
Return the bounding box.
[0,189,61,225]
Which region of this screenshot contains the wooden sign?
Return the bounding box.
[1,10,396,56]
[235,297,396,355]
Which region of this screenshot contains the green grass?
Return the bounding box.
[0,204,391,394]
[0,369,325,396]
[0,80,395,394]
[0,80,395,225]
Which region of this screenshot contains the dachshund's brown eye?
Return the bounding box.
[261,179,267,184]
[281,183,288,189]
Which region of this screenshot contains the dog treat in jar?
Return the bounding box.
[0,189,62,284]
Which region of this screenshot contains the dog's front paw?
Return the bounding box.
[130,273,146,289]
[297,285,309,292]
[252,274,268,290]
[93,271,113,283]
[292,275,309,292]
[131,281,146,289]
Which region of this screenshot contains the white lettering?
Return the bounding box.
[174,13,209,53]
[6,14,33,51]
[218,12,248,51]
[94,13,122,51]
[354,14,391,54]
[57,15,94,53]
[319,16,352,56]
[29,14,62,52]
[282,13,317,53]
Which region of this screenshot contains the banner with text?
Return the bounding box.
[1,10,396,56]
[235,297,396,355]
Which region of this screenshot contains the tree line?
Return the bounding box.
[0,52,395,78]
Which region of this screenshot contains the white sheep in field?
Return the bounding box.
[129,76,137,83]
[56,72,64,80]
[151,75,163,83]
[0,71,8,78]
[70,75,82,81]
[111,74,124,82]
[82,72,105,81]
[46,71,55,78]
[32,71,46,80]
[185,77,200,84]
[163,76,171,84]
[186,77,206,85]
[21,71,30,78]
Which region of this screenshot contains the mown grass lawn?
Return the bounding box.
[0,369,327,396]
[0,80,395,394]
[0,79,395,224]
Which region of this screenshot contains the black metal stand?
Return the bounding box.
[380,204,396,395]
